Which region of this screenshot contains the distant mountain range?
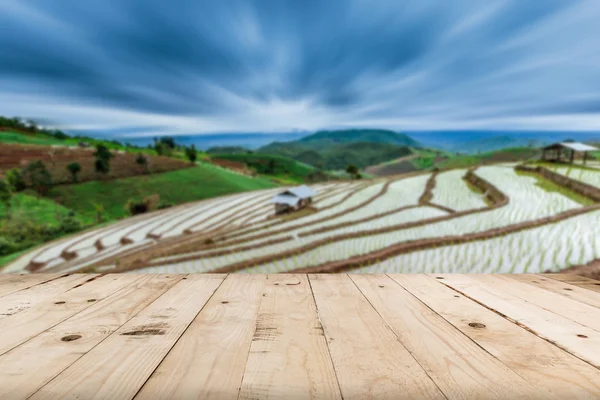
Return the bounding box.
[407,131,600,154]
[256,129,416,170]
[112,129,600,157]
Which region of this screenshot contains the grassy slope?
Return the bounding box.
[48,162,277,221]
[209,152,316,184]
[0,192,90,225]
[0,130,209,161]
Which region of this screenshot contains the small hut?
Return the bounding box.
[272,185,317,215]
[541,142,599,164]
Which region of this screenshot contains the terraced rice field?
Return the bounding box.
[3,164,600,275]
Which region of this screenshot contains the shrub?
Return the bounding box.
[94,144,114,174]
[66,162,81,183]
[6,168,26,192]
[58,212,82,233]
[22,161,52,195]
[185,145,198,163]
[0,237,17,256]
[0,180,11,210]
[125,194,161,215]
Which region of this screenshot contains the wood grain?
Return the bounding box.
[433,274,600,368]
[308,274,445,400]
[509,274,600,309]
[351,274,543,399]
[543,274,600,294]
[0,274,98,320]
[0,274,142,356]
[390,274,600,399]
[135,274,265,400]
[30,274,224,400]
[239,274,342,400]
[472,274,600,332]
[0,274,182,399]
[0,274,65,298]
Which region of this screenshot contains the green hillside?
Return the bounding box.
[48,162,277,222]
[299,129,421,147]
[259,129,418,170]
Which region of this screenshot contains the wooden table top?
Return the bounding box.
[0,273,600,399]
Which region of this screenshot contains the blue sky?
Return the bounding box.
[1,0,600,137]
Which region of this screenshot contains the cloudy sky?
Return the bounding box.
[1,0,600,136]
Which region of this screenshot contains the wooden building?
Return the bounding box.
[541,142,598,164]
[272,185,316,215]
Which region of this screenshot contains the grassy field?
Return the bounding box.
[0,192,90,225]
[210,153,315,179]
[48,162,278,221]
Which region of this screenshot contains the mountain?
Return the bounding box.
[110,133,307,150]
[259,129,419,170]
[206,146,249,154]
[299,129,421,147]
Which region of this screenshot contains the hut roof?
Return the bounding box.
[272,194,301,206]
[280,185,317,199]
[543,142,599,152]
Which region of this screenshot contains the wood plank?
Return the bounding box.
[509,274,600,309]
[0,274,143,356]
[390,274,600,399]
[544,274,600,294]
[472,275,600,332]
[0,274,99,319]
[238,274,342,400]
[350,274,543,399]
[0,274,182,399]
[0,274,66,298]
[135,274,265,400]
[308,274,445,400]
[31,274,225,400]
[432,274,600,369]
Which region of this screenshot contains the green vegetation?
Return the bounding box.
[210,152,316,184]
[23,161,53,195]
[67,162,81,183]
[261,139,413,170]
[0,192,87,257]
[436,147,540,170]
[48,163,277,221]
[515,170,595,206]
[298,129,421,147]
[0,249,28,269]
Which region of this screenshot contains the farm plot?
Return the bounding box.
[431,169,487,211]
[553,166,600,188]
[3,183,339,273]
[148,175,432,265]
[144,206,448,270]
[232,166,582,273]
[354,209,600,274]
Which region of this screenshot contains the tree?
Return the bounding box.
[23,161,52,195]
[94,159,110,175]
[0,180,12,218]
[185,145,197,163]
[66,162,81,183]
[5,168,26,192]
[154,136,176,156]
[345,164,359,179]
[136,153,149,173]
[93,144,114,175]
[266,159,276,174]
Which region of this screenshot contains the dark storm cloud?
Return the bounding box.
[1,0,599,133]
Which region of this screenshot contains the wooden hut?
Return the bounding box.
[272,185,317,215]
[541,142,598,164]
